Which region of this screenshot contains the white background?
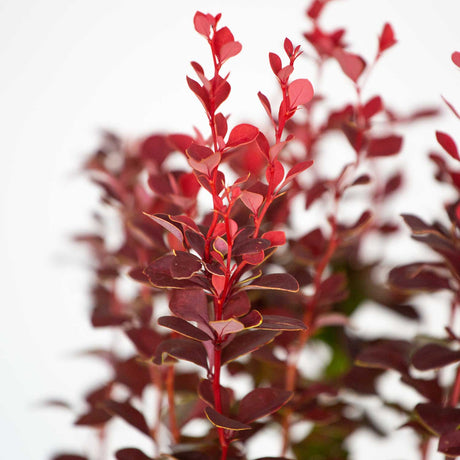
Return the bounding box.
[1,0,459,459]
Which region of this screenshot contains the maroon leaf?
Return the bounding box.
[144,213,183,242]
[52,455,88,460]
[439,430,460,456]
[367,135,403,157]
[436,131,460,161]
[245,273,299,292]
[416,403,460,435]
[258,315,307,331]
[412,343,460,371]
[205,407,251,431]
[389,263,450,293]
[74,408,112,426]
[288,79,314,108]
[126,327,162,356]
[115,448,154,460]
[222,330,279,364]
[158,316,211,341]
[210,318,245,336]
[223,291,251,319]
[198,379,232,413]
[153,338,208,369]
[103,400,150,437]
[232,237,270,256]
[237,388,292,423]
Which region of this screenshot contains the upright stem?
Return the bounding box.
[166,365,180,443]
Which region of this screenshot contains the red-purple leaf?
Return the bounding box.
[158,316,211,341]
[334,49,366,82]
[169,289,209,323]
[436,131,460,161]
[258,315,307,331]
[356,341,410,374]
[378,23,397,54]
[245,273,299,292]
[367,135,403,157]
[226,124,259,149]
[198,379,232,413]
[452,51,460,68]
[222,330,280,364]
[125,327,162,356]
[52,455,88,460]
[238,388,292,423]
[223,291,251,319]
[153,338,208,369]
[412,343,460,371]
[103,400,150,437]
[170,251,202,279]
[205,407,251,431]
[232,237,270,256]
[288,79,314,108]
[144,213,183,242]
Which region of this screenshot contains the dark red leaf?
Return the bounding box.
[436,131,460,161]
[226,124,259,149]
[153,338,208,369]
[412,343,460,371]
[205,407,250,431]
[222,330,280,364]
[198,379,232,413]
[383,172,403,196]
[389,263,450,293]
[367,135,403,157]
[288,79,314,108]
[351,174,371,186]
[103,400,150,437]
[144,213,183,242]
[232,238,270,256]
[245,273,299,292]
[52,455,88,460]
[210,318,245,336]
[378,23,397,54]
[238,388,292,423]
[223,291,251,319]
[356,341,410,374]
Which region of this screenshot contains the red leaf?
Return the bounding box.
[210,318,245,336]
[452,51,460,68]
[238,388,292,423]
[193,12,213,38]
[125,327,162,356]
[245,273,299,292]
[52,455,88,460]
[144,213,183,242]
[367,135,403,157]
[240,190,264,214]
[205,407,251,431]
[284,37,294,56]
[74,408,112,426]
[103,400,150,437]
[158,316,211,341]
[186,76,210,112]
[288,79,314,109]
[415,403,460,435]
[378,23,397,54]
[269,52,282,75]
[232,237,270,256]
[356,341,410,374]
[226,124,259,149]
[258,92,272,120]
[223,291,251,319]
[411,343,460,371]
[220,41,242,62]
[283,160,313,185]
[261,230,286,247]
[222,330,280,364]
[441,95,460,120]
[170,251,202,279]
[334,49,366,82]
[363,96,383,119]
[436,131,460,161]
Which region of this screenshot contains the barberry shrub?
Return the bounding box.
[50,1,460,459]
